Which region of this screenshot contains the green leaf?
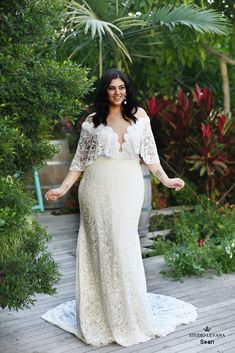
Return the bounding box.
[200,165,206,176]
[147,5,229,35]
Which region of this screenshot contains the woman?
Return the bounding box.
[42,69,197,347]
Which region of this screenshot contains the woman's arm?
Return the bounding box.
[45,170,83,201]
[147,162,185,191]
[45,114,94,201]
[60,170,83,193]
[138,108,185,191]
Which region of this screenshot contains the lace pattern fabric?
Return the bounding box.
[41,293,198,347]
[69,108,160,172]
[41,156,198,347]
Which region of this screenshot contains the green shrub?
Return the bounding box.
[162,202,235,281]
[149,214,175,233]
[151,238,172,256]
[0,176,60,310]
[0,0,94,310]
[169,179,199,206]
[0,0,94,176]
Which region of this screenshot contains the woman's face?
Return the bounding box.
[107,78,126,106]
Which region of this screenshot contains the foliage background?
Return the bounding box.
[57,0,234,207]
[0,0,94,309]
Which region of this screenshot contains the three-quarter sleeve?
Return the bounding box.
[140,113,160,164]
[69,117,94,172]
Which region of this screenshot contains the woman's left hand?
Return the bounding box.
[165,178,185,191]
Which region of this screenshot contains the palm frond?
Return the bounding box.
[64,1,122,38]
[145,5,229,35]
[123,26,157,40]
[85,0,108,18]
[64,0,132,62]
[113,16,146,30]
[130,53,154,59]
[66,38,96,60]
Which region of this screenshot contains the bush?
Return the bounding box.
[162,202,235,281]
[0,0,94,176]
[0,0,93,310]
[149,214,175,233]
[169,179,199,206]
[148,87,235,203]
[149,238,172,257]
[0,176,60,310]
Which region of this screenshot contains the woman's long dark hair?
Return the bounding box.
[92,69,138,128]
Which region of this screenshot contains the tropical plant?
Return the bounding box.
[151,0,235,117]
[147,84,234,201]
[186,85,234,198]
[60,0,228,77]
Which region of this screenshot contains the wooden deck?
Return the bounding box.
[1,211,235,353]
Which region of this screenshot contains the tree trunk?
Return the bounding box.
[219,57,230,118]
[202,43,235,119]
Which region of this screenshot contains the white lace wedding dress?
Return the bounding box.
[41,108,198,347]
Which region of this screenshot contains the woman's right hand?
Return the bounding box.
[45,186,67,201]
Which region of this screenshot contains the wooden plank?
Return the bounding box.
[91,312,235,353]
[147,229,172,239]
[150,205,194,217]
[113,322,235,353]
[1,211,235,353]
[3,293,234,353]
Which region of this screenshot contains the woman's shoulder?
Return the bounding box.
[134,107,149,120]
[85,112,96,124]
[81,112,96,133]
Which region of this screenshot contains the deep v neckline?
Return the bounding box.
[105,121,134,151]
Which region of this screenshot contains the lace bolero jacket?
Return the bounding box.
[69,107,160,172]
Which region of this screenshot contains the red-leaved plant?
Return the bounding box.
[147,85,234,201]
